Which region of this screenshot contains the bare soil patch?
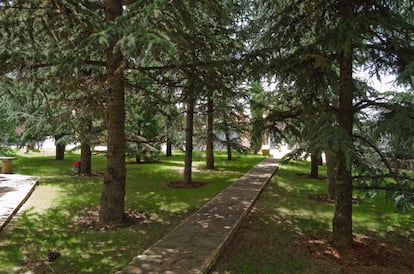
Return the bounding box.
[67,169,105,177]
[301,233,414,273]
[214,213,414,273]
[72,208,151,231]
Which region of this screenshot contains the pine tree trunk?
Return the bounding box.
[226,132,232,161]
[80,119,92,174]
[80,142,92,175]
[99,0,126,224]
[333,151,353,249]
[224,118,232,161]
[310,151,320,178]
[206,96,214,169]
[184,90,194,184]
[166,137,172,157]
[333,0,354,249]
[54,135,65,160]
[326,151,337,200]
[55,140,65,161]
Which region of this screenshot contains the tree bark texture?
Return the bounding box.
[206,95,215,169]
[166,137,172,157]
[310,151,320,178]
[184,89,194,184]
[333,0,354,249]
[326,151,337,200]
[99,0,126,224]
[224,117,232,161]
[55,142,65,160]
[226,131,232,161]
[80,142,92,175]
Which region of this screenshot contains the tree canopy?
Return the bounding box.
[251,0,414,248]
[0,0,413,246]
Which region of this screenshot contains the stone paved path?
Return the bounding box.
[0,174,38,231]
[120,158,279,274]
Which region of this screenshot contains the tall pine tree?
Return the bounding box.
[253,0,414,248]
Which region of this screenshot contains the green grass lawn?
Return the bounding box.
[213,160,414,273]
[0,151,265,273]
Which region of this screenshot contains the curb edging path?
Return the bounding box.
[120,158,279,274]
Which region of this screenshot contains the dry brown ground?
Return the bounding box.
[213,189,414,274]
[214,213,414,273]
[301,233,414,273]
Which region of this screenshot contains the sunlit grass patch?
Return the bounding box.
[213,160,414,273]
[0,151,265,273]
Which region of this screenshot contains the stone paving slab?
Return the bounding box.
[120,158,279,274]
[0,174,38,231]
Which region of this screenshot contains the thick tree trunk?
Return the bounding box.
[333,0,354,249]
[80,119,92,174]
[333,150,353,249]
[326,151,337,200]
[310,151,320,178]
[184,90,194,184]
[206,96,214,169]
[80,142,92,175]
[55,138,65,161]
[99,0,126,224]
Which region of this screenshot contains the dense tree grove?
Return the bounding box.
[0,0,413,247]
[0,0,245,222]
[252,0,413,248]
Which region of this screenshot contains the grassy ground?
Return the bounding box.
[213,161,414,273]
[0,151,265,273]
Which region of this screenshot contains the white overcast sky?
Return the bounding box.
[356,71,406,93]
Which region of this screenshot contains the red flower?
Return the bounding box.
[73,161,81,167]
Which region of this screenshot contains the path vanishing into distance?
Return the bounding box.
[120,158,279,273]
[0,157,279,273]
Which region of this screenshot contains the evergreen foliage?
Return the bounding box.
[0,0,413,246]
[0,0,247,220]
[252,0,414,247]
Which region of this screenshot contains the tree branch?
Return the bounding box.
[354,98,397,112]
[353,134,396,175]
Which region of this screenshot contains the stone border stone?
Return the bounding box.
[0,174,39,231]
[119,158,279,273]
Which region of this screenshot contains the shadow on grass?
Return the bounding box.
[213,161,414,273]
[0,204,175,273]
[1,153,267,273]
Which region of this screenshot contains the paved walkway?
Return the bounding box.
[120,158,279,274]
[0,174,38,231]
